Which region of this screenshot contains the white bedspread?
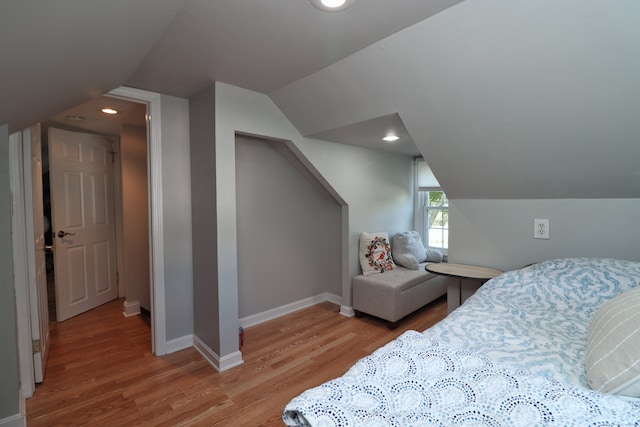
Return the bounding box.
[283,258,640,426]
[426,258,640,388]
[284,332,640,426]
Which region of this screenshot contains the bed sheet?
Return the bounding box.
[425,258,640,388]
[283,258,640,426]
[283,331,640,426]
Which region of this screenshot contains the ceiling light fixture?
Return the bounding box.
[101,107,119,115]
[382,134,400,142]
[309,0,357,12]
[322,0,345,6]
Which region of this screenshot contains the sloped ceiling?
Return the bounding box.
[127,0,463,96]
[1,0,461,134]
[0,0,188,133]
[271,0,640,198]
[2,0,640,199]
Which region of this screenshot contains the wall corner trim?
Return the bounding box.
[340,305,355,318]
[0,389,25,427]
[122,300,141,317]
[165,334,194,355]
[239,292,342,328]
[0,414,25,427]
[193,335,244,372]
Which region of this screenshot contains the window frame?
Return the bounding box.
[414,158,448,256]
[420,190,448,254]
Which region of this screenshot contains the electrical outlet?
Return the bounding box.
[534,218,550,239]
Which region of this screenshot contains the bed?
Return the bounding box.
[283,258,640,426]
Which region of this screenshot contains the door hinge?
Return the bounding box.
[116,272,119,285]
[32,338,41,355]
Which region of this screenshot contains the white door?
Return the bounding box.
[49,128,118,321]
[23,125,50,382]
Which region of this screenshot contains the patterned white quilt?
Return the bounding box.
[283,258,640,426]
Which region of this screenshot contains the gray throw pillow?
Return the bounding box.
[391,231,442,270]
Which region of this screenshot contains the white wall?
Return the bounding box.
[189,85,220,353]
[121,124,150,311]
[159,94,194,342]
[449,199,640,272]
[235,135,342,317]
[212,82,414,358]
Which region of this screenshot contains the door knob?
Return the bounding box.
[57,230,76,238]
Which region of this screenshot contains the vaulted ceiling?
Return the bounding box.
[1,0,460,135]
[2,0,640,198]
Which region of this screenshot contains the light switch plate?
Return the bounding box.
[534,218,550,239]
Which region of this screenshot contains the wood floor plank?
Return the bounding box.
[26,296,447,426]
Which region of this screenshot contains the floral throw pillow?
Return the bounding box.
[359,232,395,276]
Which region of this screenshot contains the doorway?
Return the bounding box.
[14,87,171,399]
[43,96,149,323]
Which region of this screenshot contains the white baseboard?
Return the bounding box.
[193,335,244,372]
[340,305,355,317]
[219,350,244,372]
[165,334,194,354]
[325,293,342,306]
[0,415,25,427]
[169,293,344,373]
[166,334,243,372]
[239,292,342,328]
[0,391,25,427]
[122,300,141,317]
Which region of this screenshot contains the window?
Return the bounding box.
[414,158,448,254]
[422,190,448,252]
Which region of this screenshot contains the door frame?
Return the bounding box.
[108,86,167,356]
[10,130,36,399]
[13,86,168,399]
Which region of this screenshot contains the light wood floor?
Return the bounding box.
[26,296,447,426]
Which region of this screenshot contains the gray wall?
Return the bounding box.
[0,124,20,420]
[449,199,640,272]
[235,135,342,317]
[216,82,414,281]
[189,85,220,353]
[121,124,150,311]
[160,94,194,342]
[213,82,413,358]
[325,198,343,297]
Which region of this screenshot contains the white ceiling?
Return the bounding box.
[270,0,640,198]
[127,0,463,97]
[0,0,186,133]
[2,0,640,198]
[45,96,146,137]
[1,0,460,153]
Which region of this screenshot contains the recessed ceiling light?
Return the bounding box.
[382,135,400,142]
[101,108,119,115]
[322,0,345,6]
[309,0,356,12]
